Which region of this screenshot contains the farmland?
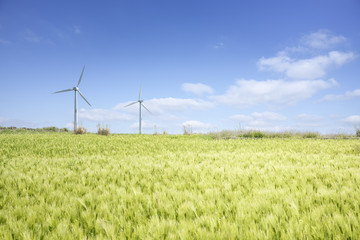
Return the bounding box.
[0,133,359,239]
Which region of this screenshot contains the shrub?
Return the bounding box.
[97,124,110,136]
[356,129,360,137]
[74,127,87,135]
[242,131,265,138]
[42,127,57,132]
[253,131,265,138]
[302,132,319,138]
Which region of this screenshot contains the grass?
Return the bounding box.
[0,126,69,133]
[0,133,359,239]
[207,129,356,139]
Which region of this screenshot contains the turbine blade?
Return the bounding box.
[78,90,92,107]
[138,84,142,100]
[53,89,73,94]
[124,101,137,107]
[141,103,151,114]
[77,65,85,87]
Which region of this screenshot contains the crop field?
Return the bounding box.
[0,133,359,239]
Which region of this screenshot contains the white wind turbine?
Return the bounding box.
[124,85,151,134]
[53,65,92,131]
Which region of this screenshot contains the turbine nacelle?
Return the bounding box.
[73,87,79,91]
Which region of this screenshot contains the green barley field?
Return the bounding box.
[0,132,359,239]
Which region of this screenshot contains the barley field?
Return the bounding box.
[0,133,359,239]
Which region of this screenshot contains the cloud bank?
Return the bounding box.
[212,78,337,108]
[322,89,360,101]
[258,51,354,80]
[181,83,214,95]
[300,30,347,49]
[230,111,287,128]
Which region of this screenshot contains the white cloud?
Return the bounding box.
[295,114,323,127]
[301,30,347,49]
[212,42,224,49]
[321,89,360,101]
[296,114,323,121]
[251,112,287,121]
[212,78,337,107]
[230,111,286,128]
[0,117,39,128]
[79,108,133,122]
[183,120,213,128]
[182,120,215,133]
[155,114,180,121]
[130,120,155,130]
[280,30,347,55]
[258,54,291,73]
[230,114,253,122]
[181,83,214,95]
[258,30,354,80]
[341,115,360,125]
[258,51,355,80]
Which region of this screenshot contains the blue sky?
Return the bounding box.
[0,0,359,134]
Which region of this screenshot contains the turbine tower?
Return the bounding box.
[53,65,91,131]
[125,85,151,134]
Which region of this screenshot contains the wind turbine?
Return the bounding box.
[125,85,151,134]
[53,65,91,131]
